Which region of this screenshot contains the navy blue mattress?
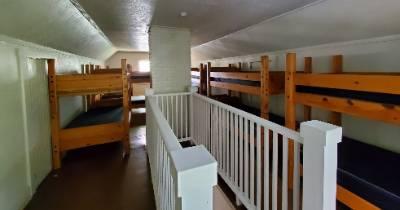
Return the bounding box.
[66,106,123,129]
[213,96,400,209]
[338,138,400,209]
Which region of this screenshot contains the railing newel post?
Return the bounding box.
[300,120,342,210]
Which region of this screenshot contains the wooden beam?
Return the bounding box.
[337,185,380,210]
[330,55,343,126]
[269,71,285,94]
[207,62,212,97]
[295,92,400,125]
[121,59,130,156]
[260,55,269,119]
[210,81,260,95]
[285,53,296,189]
[200,63,207,95]
[295,73,400,95]
[59,123,124,151]
[303,57,312,121]
[210,71,260,81]
[48,59,61,169]
[56,74,122,95]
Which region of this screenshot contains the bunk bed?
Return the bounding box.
[129,71,151,109]
[191,56,285,119]
[48,59,131,169]
[284,53,400,210]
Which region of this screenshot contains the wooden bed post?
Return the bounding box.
[89,64,96,107]
[303,57,312,121]
[285,53,296,189]
[121,59,131,156]
[260,55,270,119]
[238,62,242,70]
[84,64,91,110]
[48,59,61,169]
[330,55,343,126]
[200,63,206,95]
[207,62,212,97]
[95,65,100,70]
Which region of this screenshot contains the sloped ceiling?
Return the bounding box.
[76,0,156,51]
[151,0,318,46]
[192,0,400,61]
[0,0,116,60]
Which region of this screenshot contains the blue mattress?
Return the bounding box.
[213,96,400,209]
[338,138,400,209]
[66,106,123,128]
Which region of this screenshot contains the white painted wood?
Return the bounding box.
[264,127,270,210]
[272,132,278,210]
[293,141,300,210]
[282,137,288,210]
[301,120,342,210]
[256,125,261,210]
[250,121,255,204]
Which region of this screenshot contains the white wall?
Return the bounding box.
[105,51,149,70]
[149,26,191,94]
[192,35,400,154]
[0,34,102,210]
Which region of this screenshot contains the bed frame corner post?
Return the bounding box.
[84,64,90,110]
[303,56,313,121]
[48,59,61,169]
[121,58,131,156]
[260,55,270,119]
[330,55,343,126]
[207,62,211,97]
[89,64,96,108]
[200,63,206,95]
[285,52,296,189]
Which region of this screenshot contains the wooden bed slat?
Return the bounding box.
[295,92,400,125]
[296,73,400,95]
[56,74,122,95]
[269,72,285,94]
[210,71,260,81]
[337,186,380,210]
[59,123,124,151]
[210,81,260,95]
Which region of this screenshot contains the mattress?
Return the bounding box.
[337,138,400,209]
[214,96,400,209]
[212,77,260,87]
[297,86,400,105]
[66,106,123,128]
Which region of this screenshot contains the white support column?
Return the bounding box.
[300,120,342,210]
[171,145,218,210]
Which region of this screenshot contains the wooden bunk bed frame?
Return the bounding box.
[48,59,130,169]
[204,56,285,119]
[285,52,400,210]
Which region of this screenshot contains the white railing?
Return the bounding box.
[152,92,192,142]
[146,90,217,210]
[192,93,342,210]
[147,89,342,210]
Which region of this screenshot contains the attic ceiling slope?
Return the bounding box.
[192,0,400,61]
[76,0,156,51]
[152,0,319,46]
[0,0,115,60]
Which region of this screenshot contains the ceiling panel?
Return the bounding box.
[192,0,400,61]
[152,0,319,46]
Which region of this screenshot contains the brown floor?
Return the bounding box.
[25,112,156,210]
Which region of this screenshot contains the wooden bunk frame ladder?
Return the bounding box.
[260,55,270,119]
[303,57,312,121]
[48,59,61,169]
[121,59,131,156]
[330,55,343,126]
[285,53,296,189]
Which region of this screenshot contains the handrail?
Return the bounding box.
[193,93,302,142]
[147,97,182,152]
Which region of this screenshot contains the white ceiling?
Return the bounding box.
[76,0,156,52]
[0,0,115,60]
[151,0,318,46]
[192,0,400,60]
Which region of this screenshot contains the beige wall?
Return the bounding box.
[0,34,102,210]
[149,26,191,94]
[106,51,149,71]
